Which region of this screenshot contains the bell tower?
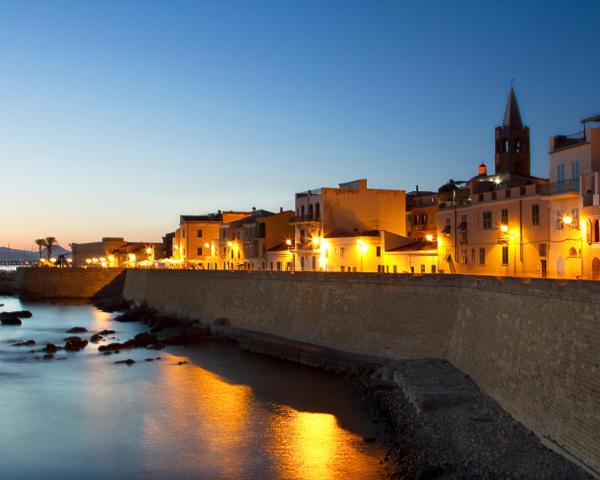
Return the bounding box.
[495,87,530,175]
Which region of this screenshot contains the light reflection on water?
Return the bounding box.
[0,296,384,479]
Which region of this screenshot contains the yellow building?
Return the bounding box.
[71,237,162,268]
[291,179,406,271]
[219,209,295,270]
[172,211,250,268]
[437,89,600,279]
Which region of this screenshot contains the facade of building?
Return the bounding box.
[437,88,600,279]
[172,211,250,268]
[291,179,406,271]
[71,237,162,267]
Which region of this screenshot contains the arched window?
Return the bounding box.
[308,204,314,219]
[587,220,593,244]
[594,219,599,243]
[301,205,305,219]
[315,203,320,220]
[516,140,521,153]
[505,140,509,152]
[569,247,577,257]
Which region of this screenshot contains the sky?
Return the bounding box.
[1,0,599,250]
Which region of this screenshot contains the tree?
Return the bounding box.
[45,237,57,260]
[35,239,48,260]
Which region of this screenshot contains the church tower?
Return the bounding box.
[495,87,530,176]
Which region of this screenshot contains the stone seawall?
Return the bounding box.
[15,267,600,476]
[17,267,126,299]
[123,270,600,476]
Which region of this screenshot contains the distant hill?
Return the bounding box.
[0,245,71,262]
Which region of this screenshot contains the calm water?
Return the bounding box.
[0,296,385,479]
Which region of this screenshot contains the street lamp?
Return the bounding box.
[356,239,368,272]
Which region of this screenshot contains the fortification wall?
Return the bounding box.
[17,267,126,299]
[123,270,600,476]
[15,267,600,475]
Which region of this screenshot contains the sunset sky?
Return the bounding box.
[1,0,599,250]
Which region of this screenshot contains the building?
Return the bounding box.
[71,237,162,267]
[406,188,438,242]
[551,114,600,278]
[291,179,406,271]
[172,211,250,268]
[437,87,600,279]
[218,209,294,270]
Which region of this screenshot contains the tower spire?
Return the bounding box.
[503,86,523,128]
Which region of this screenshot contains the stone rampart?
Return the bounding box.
[17,267,126,299]
[15,267,600,476]
[123,270,600,476]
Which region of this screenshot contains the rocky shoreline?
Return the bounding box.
[2,296,594,479]
[94,299,594,480]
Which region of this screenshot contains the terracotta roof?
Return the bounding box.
[387,241,437,253]
[324,230,380,238]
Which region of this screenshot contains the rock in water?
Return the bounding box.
[43,344,61,353]
[64,337,88,352]
[66,327,87,333]
[0,310,32,319]
[90,333,103,343]
[13,340,36,347]
[115,359,135,366]
[1,316,22,325]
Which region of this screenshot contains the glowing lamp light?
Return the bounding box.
[563,215,573,226]
[285,239,292,246]
[85,259,91,264]
[67,258,72,263]
[493,177,502,185]
[204,242,210,248]
[128,253,136,262]
[107,255,115,262]
[50,258,57,263]
[227,241,233,248]
[425,234,434,242]
[312,236,321,246]
[500,224,509,233]
[146,247,153,254]
[356,239,368,254]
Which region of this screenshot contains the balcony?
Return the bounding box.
[290,214,321,224]
[542,178,580,195]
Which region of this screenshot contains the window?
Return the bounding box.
[483,211,492,229]
[340,247,345,258]
[557,164,565,183]
[342,266,346,272]
[413,214,419,225]
[532,204,540,226]
[460,249,468,264]
[501,208,508,225]
[595,219,600,243]
[421,213,427,225]
[479,247,485,265]
[470,248,475,264]
[572,161,580,180]
[277,261,282,271]
[196,229,203,238]
[501,246,509,265]
[420,265,426,273]
[393,265,398,274]
[197,247,203,256]
[556,210,564,230]
[311,256,316,270]
[572,208,579,227]
[539,243,547,257]
[376,246,381,257]
[315,203,320,220]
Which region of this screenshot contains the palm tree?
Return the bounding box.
[45,236,57,260]
[35,239,48,260]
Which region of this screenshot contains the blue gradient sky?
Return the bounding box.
[1,0,599,249]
